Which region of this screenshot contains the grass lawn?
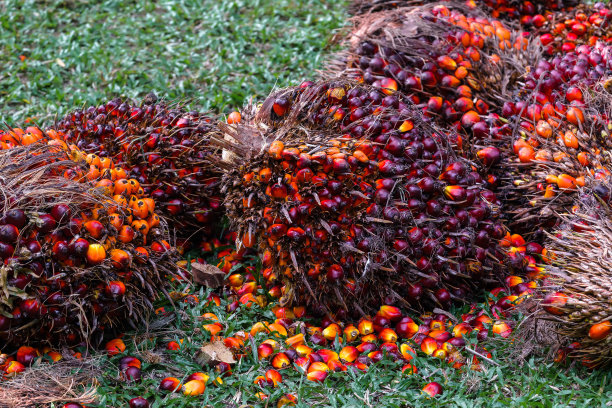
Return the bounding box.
[1,1,611,407]
[0,0,345,124]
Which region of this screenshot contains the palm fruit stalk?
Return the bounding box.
[214,79,508,316]
[0,132,181,348]
[536,183,612,368]
[48,95,224,244]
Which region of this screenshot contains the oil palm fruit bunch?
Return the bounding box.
[326,3,543,203]
[538,183,612,368]
[330,3,533,114]
[216,79,509,316]
[496,44,612,232]
[0,134,181,348]
[49,95,224,241]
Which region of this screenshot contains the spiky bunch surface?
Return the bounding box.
[50,96,224,242]
[218,80,509,316]
[0,135,180,348]
[539,185,612,368]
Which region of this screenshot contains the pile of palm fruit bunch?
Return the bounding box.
[214,78,518,317]
[535,182,612,368]
[50,95,226,250]
[0,128,182,356]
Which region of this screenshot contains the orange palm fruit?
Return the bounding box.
[588,321,611,340]
[182,379,205,396]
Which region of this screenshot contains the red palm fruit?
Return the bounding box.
[4,360,25,377]
[443,185,466,201]
[432,349,447,360]
[454,97,473,112]
[273,98,290,116]
[85,243,106,265]
[452,323,472,337]
[422,381,443,397]
[427,96,443,112]
[358,319,374,335]
[308,361,330,373]
[271,353,291,369]
[124,366,142,382]
[317,349,339,363]
[129,397,150,408]
[166,341,181,350]
[460,110,480,128]
[339,346,358,363]
[294,357,310,372]
[492,321,512,338]
[328,360,347,372]
[379,328,398,343]
[307,370,328,382]
[380,78,398,95]
[589,321,611,341]
[400,343,416,361]
[566,106,584,126]
[265,368,283,386]
[120,356,142,370]
[396,317,418,339]
[378,305,402,322]
[62,404,84,408]
[0,224,19,243]
[258,343,275,360]
[401,363,418,375]
[16,346,39,365]
[295,344,313,357]
[105,281,126,297]
[420,337,437,355]
[105,338,126,355]
[322,323,341,340]
[227,111,241,124]
[477,147,500,166]
[437,55,457,71]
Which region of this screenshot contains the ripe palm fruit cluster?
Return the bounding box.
[538,184,612,368]
[49,95,224,242]
[0,135,180,347]
[218,79,509,315]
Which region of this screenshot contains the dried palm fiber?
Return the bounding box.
[0,355,100,408]
[212,78,513,317]
[499,45,612,234]
[0,138,182,348]
[520,183,612,368]
[49,95,224,245]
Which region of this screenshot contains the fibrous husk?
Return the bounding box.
[213,79,512,316]
[0,355,101,408]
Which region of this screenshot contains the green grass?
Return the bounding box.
[0,0,347,124]
[84,275,612,408]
